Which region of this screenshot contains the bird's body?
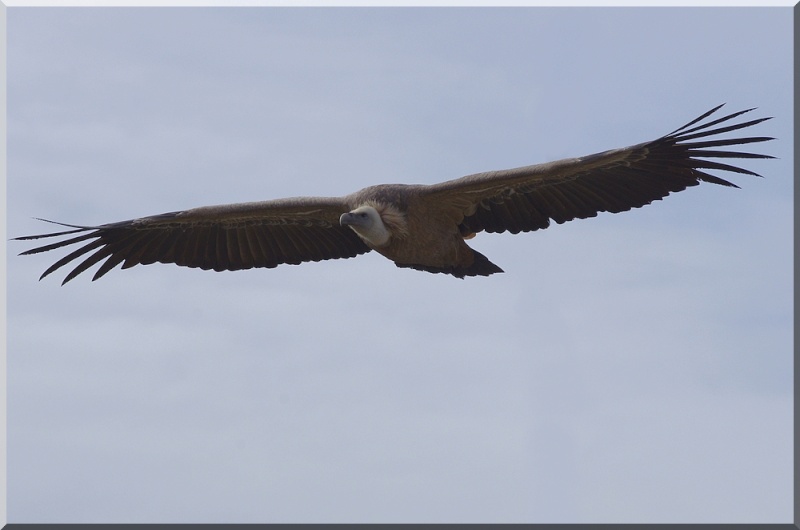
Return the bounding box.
[15,105,774,284]
[340,184,497,277]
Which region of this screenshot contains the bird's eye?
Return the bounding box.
[360,213,368,218]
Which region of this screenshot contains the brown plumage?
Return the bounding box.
[14,104,773,284]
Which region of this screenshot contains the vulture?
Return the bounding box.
[15,104,773,284]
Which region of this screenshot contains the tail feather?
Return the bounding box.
[394,249,504,279]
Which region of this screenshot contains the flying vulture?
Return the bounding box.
[15,104,773,284]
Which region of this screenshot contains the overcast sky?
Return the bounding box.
[6,6,793,524]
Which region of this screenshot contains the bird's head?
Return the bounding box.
[340,204,391,247]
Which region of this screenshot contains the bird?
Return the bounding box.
[14,104,773,284]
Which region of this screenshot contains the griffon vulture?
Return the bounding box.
[15,105,773,284]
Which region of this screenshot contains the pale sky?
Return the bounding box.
[6,6,793,523]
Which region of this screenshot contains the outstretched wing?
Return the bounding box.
[14,197,370,284]
[424,105,774,235]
